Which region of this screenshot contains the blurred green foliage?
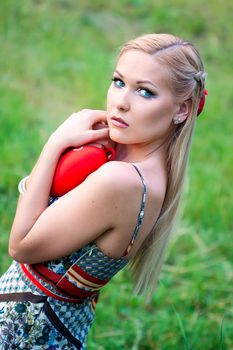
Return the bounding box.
[0,0,233,349]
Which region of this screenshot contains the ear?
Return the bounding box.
[173,100,192,124]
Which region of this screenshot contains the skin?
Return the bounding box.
[107,50,181,156]
[9,50,190,264]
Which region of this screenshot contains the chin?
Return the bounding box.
[109,129,121,142]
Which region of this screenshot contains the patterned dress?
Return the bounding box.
[0,164,146,349]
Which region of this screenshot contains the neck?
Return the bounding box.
[115,139,167,164]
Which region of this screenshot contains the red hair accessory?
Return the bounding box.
[197,89,208,116]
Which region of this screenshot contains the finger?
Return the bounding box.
[93,121,108,130]
[74,109,107,121]
[85,142,105,149]
[97,139,114,149]
[89,110,107,124]
[89,127,109,142]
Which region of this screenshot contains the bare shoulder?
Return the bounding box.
[86,160,142,193]
[86,160,145,225]
[86,160,166,259]
[88,161,148,258]
[87,160,165,206]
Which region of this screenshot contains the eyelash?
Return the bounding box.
[111,77,155,99]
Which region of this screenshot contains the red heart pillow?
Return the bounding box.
[51,146,115,197]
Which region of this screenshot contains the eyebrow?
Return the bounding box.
[114,69,159,89]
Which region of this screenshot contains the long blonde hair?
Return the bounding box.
[119,33,206,299]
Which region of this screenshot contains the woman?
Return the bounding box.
[0,33,207,349]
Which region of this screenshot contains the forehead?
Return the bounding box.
[116,50,170,87]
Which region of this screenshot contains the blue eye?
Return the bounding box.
[112,77,125,88]
[137,88,154,99]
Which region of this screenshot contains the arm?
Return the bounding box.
[9,165,117,264]
[9,109,111,262]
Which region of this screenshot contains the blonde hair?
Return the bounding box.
[119,33,206,299]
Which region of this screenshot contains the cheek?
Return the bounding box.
[147,101,175,124]
[140,106,173,135]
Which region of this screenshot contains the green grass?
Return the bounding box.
[1,1,233,348]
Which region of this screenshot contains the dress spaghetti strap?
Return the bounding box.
[122,164,147,257]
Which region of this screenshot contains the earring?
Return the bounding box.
[173,117,181,125]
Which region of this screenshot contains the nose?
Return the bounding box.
[115,89,130,112]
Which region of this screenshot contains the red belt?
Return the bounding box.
[21,263,84,304]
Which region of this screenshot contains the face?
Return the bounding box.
[106,50,180,148]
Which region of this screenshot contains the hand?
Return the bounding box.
[48,109,110,152]
[91,121,116,150]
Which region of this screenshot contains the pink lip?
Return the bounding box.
[111,116,129,128]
